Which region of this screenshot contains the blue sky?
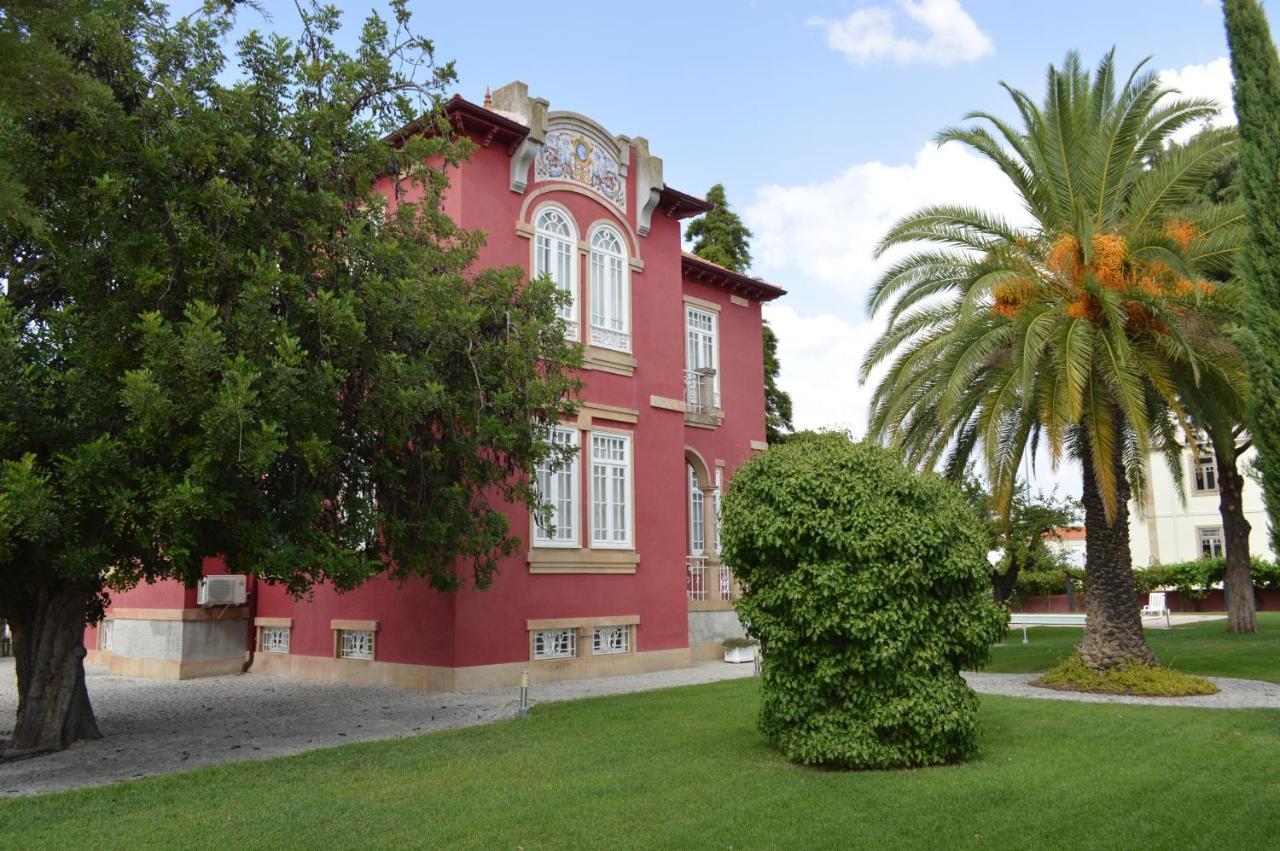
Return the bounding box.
[209,0,1244,493]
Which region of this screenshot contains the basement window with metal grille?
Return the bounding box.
[262,627,290,654]
[592,625,630,655]
[339,629,374,661]
[533,629,576,660]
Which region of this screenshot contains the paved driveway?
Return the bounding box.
[0,658,754,798]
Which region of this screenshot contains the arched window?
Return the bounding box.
[534,206,577,328]
[588,224,629,352]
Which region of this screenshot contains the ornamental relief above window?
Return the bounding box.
[535,128,626,211]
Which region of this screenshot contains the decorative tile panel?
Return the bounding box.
[535,129,626,210]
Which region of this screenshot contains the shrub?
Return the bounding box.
[1015,567,1079,597]
[1131,557,1280,598]
[722,432,1007,770]
[1035,654,1219,696]
[722,637,758,650]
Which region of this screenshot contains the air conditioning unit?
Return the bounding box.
[197,575,247,607]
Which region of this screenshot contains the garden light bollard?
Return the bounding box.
[519,670,529,718]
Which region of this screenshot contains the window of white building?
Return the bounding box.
[262,627,290,654]
[591,432,632,547]
[593,625,630,655]
[588,225,629,352]
[1199,526,1225,559]
[533,628,577,660]
[533,426,579,547]
[339,629,374,661]
[1192,447,1218,493]
[534,206,577,330]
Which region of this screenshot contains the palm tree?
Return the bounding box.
[861,51,1238,669]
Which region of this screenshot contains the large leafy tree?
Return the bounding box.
[1147,127,1256,634]
[962,476,1081,602]
[686,184,793,442]
[0,1,578,756]
[862,51,1237,669]
[1225,0,1280,562]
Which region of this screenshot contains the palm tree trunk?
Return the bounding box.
[1076,432,1157,669]
[1215,440,1258,634]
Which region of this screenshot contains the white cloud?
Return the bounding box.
[763,303,879,436]
[746,140,1027,303]
[808,0,993,66]
[1159,57,1235,143]
[746,140,1027,436]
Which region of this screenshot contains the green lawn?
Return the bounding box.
[2,678,1278,849]
[989,612,1280,683]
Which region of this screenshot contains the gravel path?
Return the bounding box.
[964,670,1280,709]
[0,658,754,798]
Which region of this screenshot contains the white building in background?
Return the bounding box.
[1128,436,1274,565]
[1046,527,1086,568]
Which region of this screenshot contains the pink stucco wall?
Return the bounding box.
[88,103,775,672]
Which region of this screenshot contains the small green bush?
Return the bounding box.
[722,432,1007,770]
[1035,654,1219,696]
[722,637,758,650]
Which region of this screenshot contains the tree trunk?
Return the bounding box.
[1076,433,1157,669]
[992,561,1020,603]
[2,586,102,759]
[1216,441,1258,634]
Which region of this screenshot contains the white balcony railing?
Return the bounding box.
[688,555,736,602]
[684,368,719,416]
[687,555,708,601]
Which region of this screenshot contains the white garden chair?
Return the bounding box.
[1141,592,1171,626]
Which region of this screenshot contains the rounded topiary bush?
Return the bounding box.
[722,432,1007,770]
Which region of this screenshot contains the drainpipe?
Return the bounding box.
[242,573,259,674]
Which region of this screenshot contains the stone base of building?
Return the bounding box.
[249,646,694,692]
[91,606,249,680]
[86,650,245,680]
[688,607,746,664]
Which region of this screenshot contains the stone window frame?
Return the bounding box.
[1190,446,1219,494]
[527,615,639,663]
[1197,525,1225,559]
[254,617,293,656]
[331,619,379,662]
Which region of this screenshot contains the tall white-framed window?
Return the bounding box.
[588,224,630,352]
[100,619,114,652]
[713,468,723,556]
[686,305,720,407]
[534,205,578,331]
[592,625,631,655]
[533,425,579,547]
[533,628,577,660]
[591,431,632,548]
[1192,446,1218,492]
[1198,526,1225,559]
[689,466,705,556]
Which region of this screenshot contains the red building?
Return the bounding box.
[85,82,784,690]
